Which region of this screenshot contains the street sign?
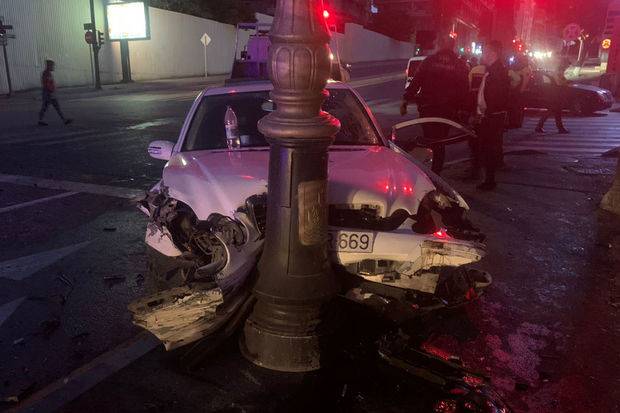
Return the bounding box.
[563,23,581,41]
[83,23,95,31]
[85,30,95,45]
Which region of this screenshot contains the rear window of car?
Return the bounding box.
[182,89,383,151]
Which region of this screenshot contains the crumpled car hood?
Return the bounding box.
[162,146,438,220]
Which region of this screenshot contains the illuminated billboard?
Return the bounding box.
[106,1,151,41]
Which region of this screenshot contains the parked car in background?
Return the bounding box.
[523,70,614,115]
[405,56,427,89]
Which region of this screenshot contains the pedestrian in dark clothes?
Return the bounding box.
[400,36,470,175]
[38,60,72,126]
[472,41,511,191]
[535,58,571,134]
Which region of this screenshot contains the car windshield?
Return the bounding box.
[182,88,382,151]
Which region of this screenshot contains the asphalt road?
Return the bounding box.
[0,61,414,409]
[0,60,619,412]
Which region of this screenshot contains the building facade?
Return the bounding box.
[405,0,496,52]
[514,0,535,45]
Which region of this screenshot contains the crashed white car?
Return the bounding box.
[132,81,491,350]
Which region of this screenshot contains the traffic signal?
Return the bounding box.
[97,30,105,47]
[513,39,525,53]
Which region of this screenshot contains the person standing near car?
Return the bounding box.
[507,54,532,129]
[38,60,72,126]
[535,58,571,134]
[473,41,511,191]
[400,36,470,175]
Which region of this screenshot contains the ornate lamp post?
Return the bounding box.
[240,0,341,372]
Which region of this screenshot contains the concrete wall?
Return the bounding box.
[331,23,414,63]
[0,0,410,93]
[115,7,240,81]
[0,0,116,93]
[0,1,249,92]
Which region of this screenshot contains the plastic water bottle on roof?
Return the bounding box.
[224,106,241,150]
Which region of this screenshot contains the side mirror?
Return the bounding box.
[148,140,175,161]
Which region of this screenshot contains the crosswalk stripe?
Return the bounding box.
[0,241,91,281]
[0,192,78,214]
[506,145,612,154]
[507,140,620,147]
[0,297,26,328]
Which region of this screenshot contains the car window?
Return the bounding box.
[182,89,382,151]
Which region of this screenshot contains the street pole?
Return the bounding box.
[1,43,11,97]
[89,0,101,89]
[120,39,132,83]
[204,44,208,78]
[240,0,341,372]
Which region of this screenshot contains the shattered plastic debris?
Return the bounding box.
[129,283,225,350]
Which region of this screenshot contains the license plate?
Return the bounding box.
[328,230,374,253]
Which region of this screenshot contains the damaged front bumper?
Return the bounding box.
[133,186,490,349]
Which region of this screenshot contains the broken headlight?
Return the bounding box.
[413,190,484,242]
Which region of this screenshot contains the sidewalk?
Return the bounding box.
[0,59,409,106]
[0,75,230,106]
[51,153,620,413]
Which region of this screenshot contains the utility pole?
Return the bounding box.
[89,0,102,89]
[0,17,15,97]
[240,0,341,372]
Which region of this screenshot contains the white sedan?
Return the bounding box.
[131,81,490,350]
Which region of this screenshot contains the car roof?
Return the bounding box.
[204,80,351,96]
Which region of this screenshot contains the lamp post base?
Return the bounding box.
[240,319,323,372]
[240,298,337,372]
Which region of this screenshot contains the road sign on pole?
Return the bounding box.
[201,33,211,78]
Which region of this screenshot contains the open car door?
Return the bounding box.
[390,117,476,168]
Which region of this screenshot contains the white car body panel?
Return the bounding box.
[161,146,435,221]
